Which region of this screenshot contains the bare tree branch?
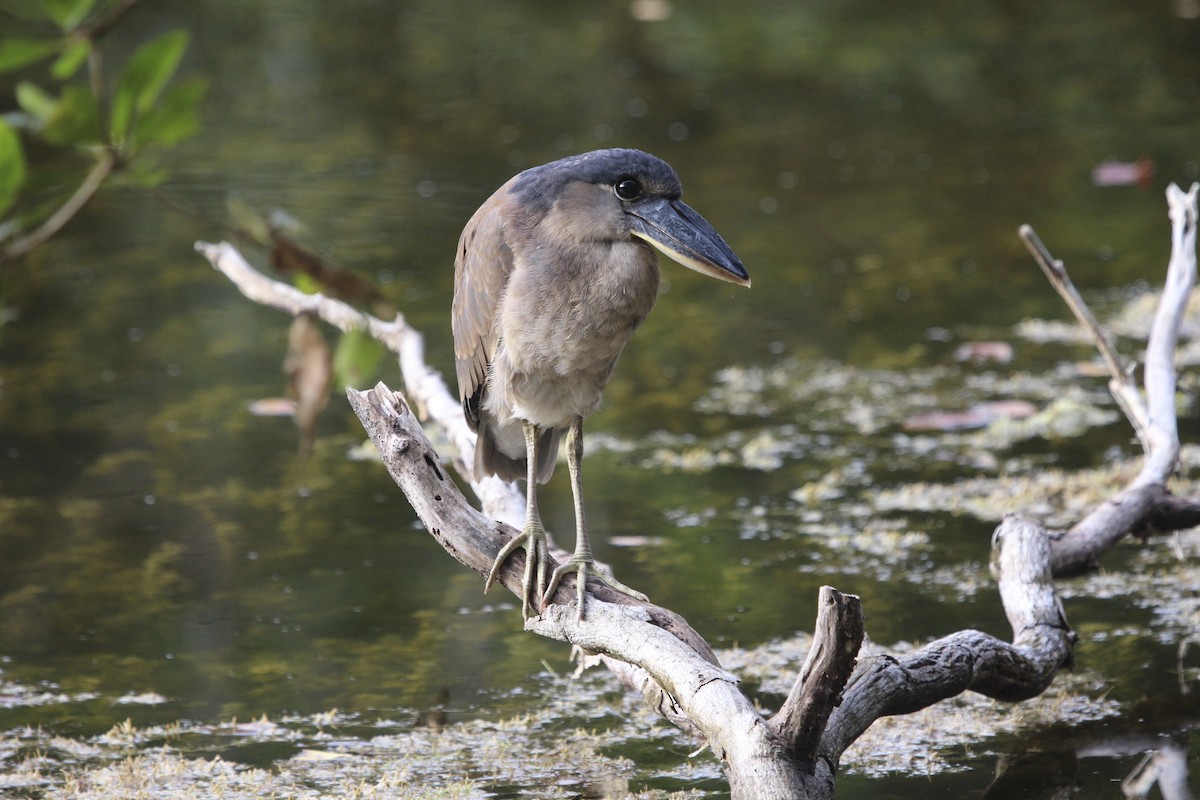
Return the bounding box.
[771,586,864,770]
[196,183,1194,799]
[820,515,1076,769]
[1143,182,1200,481]
[339,379,1084,799]
[346,381,721,658]
[1027,187,1195,575]
[344,381,812,799]
[1021,183,1200,575]
[1019,223,1144,439]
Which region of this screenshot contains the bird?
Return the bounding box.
[452,148,749,622]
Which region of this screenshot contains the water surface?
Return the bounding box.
[1,1,1198,796]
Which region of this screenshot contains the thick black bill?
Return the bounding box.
[629,198,750,287]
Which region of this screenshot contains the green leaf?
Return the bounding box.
[15,81,58,123]
[40,84,99,145]
[294,272,321,295]
[40,0,99,31]
[50,38,90,80]
[131,76,206,149]
[0,121,27,219]
[110,29,190,145]
[15,82,99,145]
[332,328,385,390]
[0,37,60,73]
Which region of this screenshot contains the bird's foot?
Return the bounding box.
[484,523,550,621]
[544,557,648,623]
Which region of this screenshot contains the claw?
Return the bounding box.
[544,556,648,623]
[486,524,550,620]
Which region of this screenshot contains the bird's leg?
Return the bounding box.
[484,421,550,620]
[544,416,647,622]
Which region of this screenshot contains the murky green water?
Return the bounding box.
[2,1,1199,796]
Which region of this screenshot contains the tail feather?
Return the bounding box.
[473,420,561,485]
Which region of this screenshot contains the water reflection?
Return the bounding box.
[1,0,1199,796]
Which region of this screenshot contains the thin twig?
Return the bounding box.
[1,149,116,263]
[194,241,407,350]
[1039,184,1200,574]
[1018,224,1150,445]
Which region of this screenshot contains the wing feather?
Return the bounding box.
[452,183,515,432]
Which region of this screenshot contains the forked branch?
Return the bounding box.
[1020,183,1199,575]
[198,179,1194,798]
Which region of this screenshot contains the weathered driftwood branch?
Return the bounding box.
[820,515,1076,768]
[345,381,827,798]
[345,383,720,656]
[201,197,1200,797]
[1019,183,1199,575]
[197,237,1080,798]
[770,586,864,771]
[1018,223,1141,435]
[343,381,1077,799]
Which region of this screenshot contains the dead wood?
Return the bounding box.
[195,182,1198,799]
[1020,183,1200,575]
[770,586,864,771]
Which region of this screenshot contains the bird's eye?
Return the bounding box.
[614,178,642,201]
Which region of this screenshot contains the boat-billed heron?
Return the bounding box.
[453,148,749,622]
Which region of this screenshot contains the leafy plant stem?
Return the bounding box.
[0,147,115,262]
